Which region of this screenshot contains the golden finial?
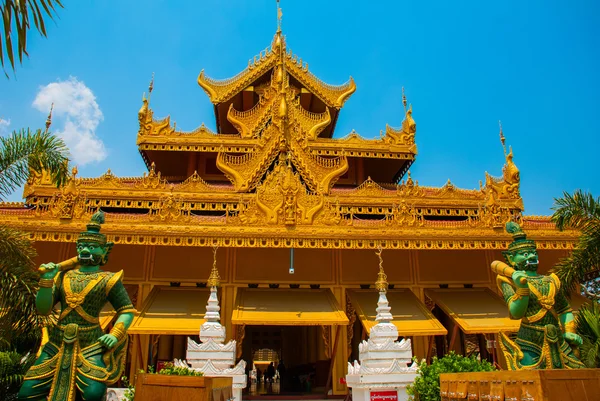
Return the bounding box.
[207,246,221,288]
[148,72,155,102]
[499,120,507,156]
[374,245,388,292]
[44,103,54,134]
[71,166,78,178]
[276,0,283,32]
[402,87,407,113]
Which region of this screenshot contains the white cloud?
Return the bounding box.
[0,117,10,135]
[32,77,106,165]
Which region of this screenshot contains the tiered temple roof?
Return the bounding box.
[0,26,577,250]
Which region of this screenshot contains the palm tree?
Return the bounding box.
[0,350,37,400]
[0,128,69,397]
[0,0,63,75]
[551,190,600,299]
[575,301,600,368]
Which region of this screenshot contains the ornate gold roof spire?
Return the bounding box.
[402,87,407,113]
[276,0,283,33]
[44,103,54,134]
[148,72,155,102]
[374,245,388,292]
[207,246,221,288]
[499,120,507,156]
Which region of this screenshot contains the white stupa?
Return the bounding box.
[176,248,247,401]
[346,249,418,401]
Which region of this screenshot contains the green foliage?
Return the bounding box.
[0,350,36,401]
[551,190,600,296]
[158,362,203,376]
[576,301,600,368]
[0,127,70,397]
[0,0,63,75]
[0,128,70,198]
[406,352,495,401]
[121,376,135,401]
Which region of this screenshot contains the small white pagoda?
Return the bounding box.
[177,248,247,401]
[346,249,418,401]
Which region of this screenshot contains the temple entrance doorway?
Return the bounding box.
[241,325,332,397]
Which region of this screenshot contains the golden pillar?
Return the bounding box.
[330,286,348,395]
[129,283,154,382]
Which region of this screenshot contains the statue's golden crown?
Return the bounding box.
[77,210,107,245]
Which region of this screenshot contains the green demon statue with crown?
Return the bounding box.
[18,210,136,401]
[491,221,584,369]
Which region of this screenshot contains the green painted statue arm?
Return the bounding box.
[36,262,62,315]
[35,287,55,315]
[99,276,136,349]
[504,270,530,320]
[115,311,134,330]
[560,311,583,346]
[99,311,134,349]
[508,294,529,319]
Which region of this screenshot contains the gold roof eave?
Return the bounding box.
[425,288,521,334]
[0,209,579,250]
[231,288,349,326]
[196,32,355,108]
[347,289,447,336]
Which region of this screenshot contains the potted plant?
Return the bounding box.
[134,362,232,401]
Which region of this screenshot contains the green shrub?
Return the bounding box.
[0,350,37,401]
[157,362,203,376]
[406,352,495,401]
[120,376,135,401]
[576,301,600,368]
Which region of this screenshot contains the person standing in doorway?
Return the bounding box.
[277,360,286,392]
[267,362,275,392]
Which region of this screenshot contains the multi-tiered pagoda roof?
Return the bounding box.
[0,27,574,250]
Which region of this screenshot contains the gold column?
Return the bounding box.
[172,335,186,360]
[187,152,198,177]
[330,286,348,395]
[129,283,154,382]
[222,285,236,343]
[222,248,236,343]
[310,326,319,362]
[157,335,173,360]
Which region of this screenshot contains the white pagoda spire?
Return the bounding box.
[346,246,417,401]
[200,247,225,343]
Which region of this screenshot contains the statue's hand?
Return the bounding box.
[38,263,60,280]
[564,332,583,347]
[99,334,118,349]
[511,271,529,289]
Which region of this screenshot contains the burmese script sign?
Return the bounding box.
[370,391,398,401]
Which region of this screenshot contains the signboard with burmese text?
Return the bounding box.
[370,391,398,401]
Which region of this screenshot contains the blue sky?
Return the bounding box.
[0,0,598,215]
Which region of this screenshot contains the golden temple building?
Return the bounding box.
[0,14,587,397]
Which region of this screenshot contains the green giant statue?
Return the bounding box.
[492,222,584,369]
[18,210,135,401]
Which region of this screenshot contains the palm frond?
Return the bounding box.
[552,190,600,296]
[551,190,600,231]
[0,128,70,199]
[0,226,47,345]
[0,225,35,267]
[0,350,37,400]
[0,0,63,75]
[576,302,600,368]
[554,249,599,296]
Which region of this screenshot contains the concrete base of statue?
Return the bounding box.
[345,292,417,401]
[106,388,126,401]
